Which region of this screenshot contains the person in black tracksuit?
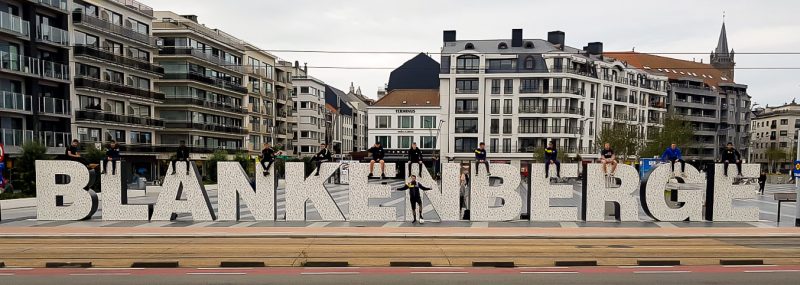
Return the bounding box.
[260,142,282,176]
[758,171,767,195]
[101,140,121,175]
[171,141,190,175]
[544,142,561,178]
[368,142,386,178]
[312,143,333,176]
[720,142,742,177]
[474,142,490,176]
[396,175,432,224]
[65,139,88,165]
[408,142,423,177]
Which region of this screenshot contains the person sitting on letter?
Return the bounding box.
[544,141,561,179]
[600,143,618,177]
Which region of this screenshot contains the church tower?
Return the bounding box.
[710,20,735,80]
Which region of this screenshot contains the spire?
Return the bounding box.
[349,82,355,93]
[715,20,729,55]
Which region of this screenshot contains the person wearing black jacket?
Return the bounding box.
[474,142,490,176]
[368,142,386,179]
[720,142,742,177]
[407,142,424,177]
[758,171,767,195]
[544,142,561,179]
[260,142,282,176]
[396,175,432,224]
[101,140,121,175]
[171,141,190,175]
[65,139,88,165]
[312,143,333,176]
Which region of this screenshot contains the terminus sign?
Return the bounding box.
[35,160,761,222]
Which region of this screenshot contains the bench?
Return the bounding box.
[774,192,797,223]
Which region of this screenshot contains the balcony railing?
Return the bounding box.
[518,126,582,134]
[671,83,713,91]
[0,91,33,113]
[37,24,69,46]
[0,10,29,36]
[245,65,272,79]
[0,51,69,81]
[0,129,32,146]
[74,45,164,74]
[163,72,248,94]
[163,121,245,134]
[455,107,479,114]
[519,86,584,95]
[613,113,638,122]
[158,47,244,73]
[454,127,478,133]
[649,101,667,109]
[163,97,245,114]
[30,0,68,12]
[518,106,583,115]
[38,131,71,147]
[109,0,154,16]
[72,11,154,45]
[75,76,165,101]
[0,129,70,147]
[76,109,164,127]
[38,97,70,116]
[455,88,479,94]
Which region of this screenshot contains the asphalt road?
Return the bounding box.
[2,266,799,285]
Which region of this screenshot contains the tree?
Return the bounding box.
[765,146,787,173]
[12,141,52,196]
[642,115,695,158]
[233,151,254,176]
[83,144,106,165]
[597,124,641,163]
[205,150,229,182]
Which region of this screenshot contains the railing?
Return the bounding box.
[158,47,244,73]
[518,126,582,134]
[547,65,594,77]
[0,91,32,113]
[163,97,245,114]
[519,86,584,95]
[109,0,154,16]
[74,45,164,74]
[0,129,71,147]
[30,0,68,12]
[648,116,663,124]
[455,88,479,94]
[74,76,165,101]
[163,121,245,134]
[455,107,478,114]
[72,11,153,45]
[602,111,612,119]
[76,110,164,127]
[248,124,263,133]
[37,24,70,46]
[455,68,480,74]
[518,106,583,115]
[0,129,32,146]
[38,97,70,116]
[613,113,638,122]
[0,51,70,81]
[115,143,241,154]
[649,101,667,109]
[671,83,713,91]
[163,72,248,94]
[38,131,71,147]
[245,65,272,79]
[454,127,478,133]
[0,10,29,36]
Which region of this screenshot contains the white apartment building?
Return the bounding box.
[438,29,669,171]
[292,75,326,156]
[750,101,800,172]
[367,89,441,151]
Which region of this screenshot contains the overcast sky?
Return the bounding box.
[141,0,799,107]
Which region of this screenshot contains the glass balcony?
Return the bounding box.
[73,45,164,74]
[0,129,33,146]
[72,11,153,45]
[38,131,71,147]
[0,10,29,36]
[0,51,69,81]
[74,76,165,101]
[30,0,69,12]
[37,24,70,46]
[0,91,33,113]
[162,120,245,134]
[163,96,245,114]
[518,126,581,134]
[109,0,154,16]
[38,96,70,116]
[163,72,248,94]
[518,106,583,115]
[75,109,164,128]
[159,47,244,74]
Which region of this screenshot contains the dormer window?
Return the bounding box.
[524,56,535,69]
[524,41,534,49]
[498,42,508,49]
[465,43,475,50]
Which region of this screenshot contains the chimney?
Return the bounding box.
[511,29,523,47]
[547,31,565,49]
[443,30,456,43]
[586,42,603,55]
[181,15,198,23]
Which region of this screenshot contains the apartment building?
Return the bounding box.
[292,74,326,156]
[241,44,278,153]
[750,101,800,172]
[71,0,163,178]
[438,29,669,170]
[367,89,441,151]
[274,60,297,155]
[608,22,751,163]
[1,0,72,154]
[345,83,369,152]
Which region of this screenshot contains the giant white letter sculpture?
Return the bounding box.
[348,162,397,221]
[583,164,640,222]
[101,161,152,220]
[642,163,704,221]
[36,160,98,220]
[530,163,580,221]
[402,162,461,221]
[151,162,216,221]
[470,163,522,221]
[217,161,276,221]
[708,163,760,221]
[284,162,345,221]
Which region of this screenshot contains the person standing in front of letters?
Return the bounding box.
[408,142,423,177]
[396,175,432,224]
[544,141,561,179]
[368,142,386,179]
[171,141,190,175]
[260,142,282,177]
[101,140,121,175]
[475,142,490,176]
[720,142,743,177]
[600,143,617,177]
[312,143,333,176]
[661,143,686,177]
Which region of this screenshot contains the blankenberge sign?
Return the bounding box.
[34,160,761,223]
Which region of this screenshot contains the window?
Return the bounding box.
[503,99,513,114]
[76,63,99,79]
[490,99,500,114]
[375,136,391,148]
[106,69,123,84]
[130,75,150,90]
[420,136,437,149]
[487,59,515,71]
[490,119,499,134]
[74,1,98,16]
[77,127,101,142]
[455,118,478,133]
[454,137,478,153]
[490,138,499,153]
[421,116,437,128]
[455,79,479,94]
[780,142,788,148]
[107,40,123,55]
[74,31,99,47]
[780,130,788,136]
[128,47,149,61]
[105,129,125,142]
[110,11,122,26]
[398,136,413,149]
[503,119,512,134]
[456,55,479,73]
[399,116,414,128]
[503,138,511,153]
[375,116,391,128]
[78,95,100,110]
[504,79,513,94]
[520,79,539,93]
[524,56,535,69]
[455,99,479,114]
[781,119,789,125]
[497,42,508,49]
[130,19,149,35]
[129,131,152,144]
[129,103,150,117]
[491,79,500,94]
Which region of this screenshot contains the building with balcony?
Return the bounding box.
[292,74,327,157]
[750,101,800,173]
[606,21,751,163]
[438,29,669,171]
[70,0,162,179]
[241,43,278,154]
[344,83,371,152]
[367,89,441,166]
[274,60,299,155]
[1,0,72,155]
[323,84,354,156]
